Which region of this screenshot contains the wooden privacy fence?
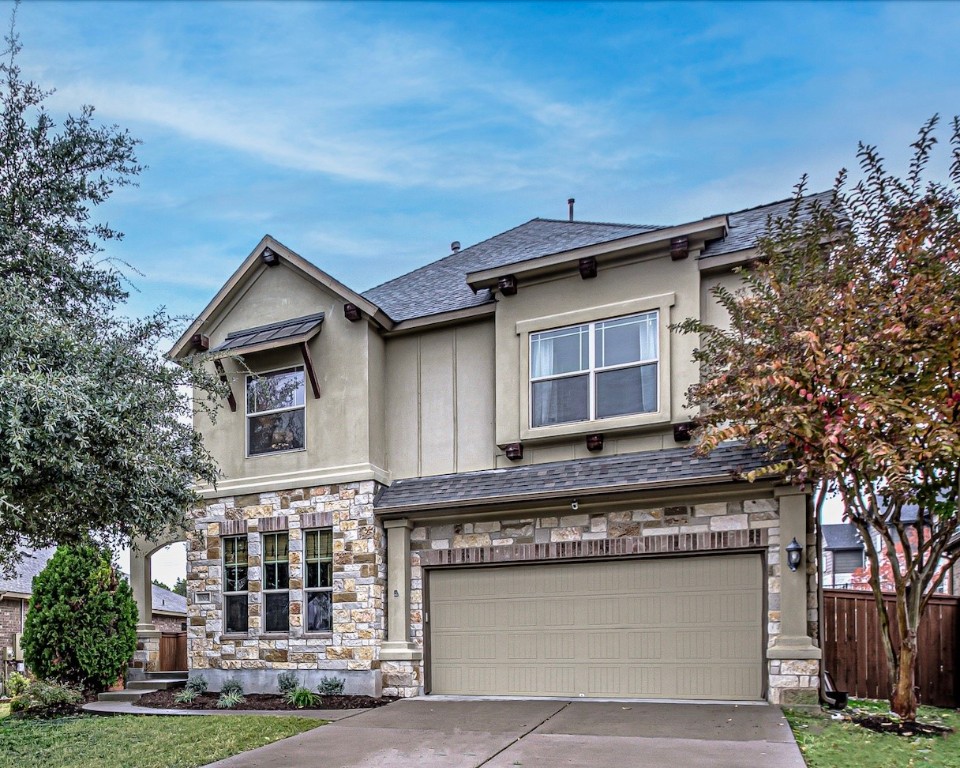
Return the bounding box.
[159,632,187,672]
[823,589,959,708]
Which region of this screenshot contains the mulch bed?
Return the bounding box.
[138,689,396,711]
[850,712,953,737]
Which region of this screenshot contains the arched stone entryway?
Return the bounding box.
[129,525,188,673]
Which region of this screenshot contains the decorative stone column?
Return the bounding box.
[380,518,422,696]
[767,486,821,708]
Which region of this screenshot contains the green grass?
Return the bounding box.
[0,711,322,768]
[786,700,960,768]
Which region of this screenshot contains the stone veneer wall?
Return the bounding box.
[185,480,385,695]
[395,497,820,704]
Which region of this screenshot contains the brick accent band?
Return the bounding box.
[301,511,333,529]
[220,520,246,536]
[259,515,289,533]
[418,528,768,567]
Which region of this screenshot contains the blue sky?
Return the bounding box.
[15,0,960,325]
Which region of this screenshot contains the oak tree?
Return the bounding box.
[0,31,221,571]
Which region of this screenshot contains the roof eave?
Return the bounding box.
[374,470,779,518]
[466,216,728,290]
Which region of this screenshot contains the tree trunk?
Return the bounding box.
[890,629,918,721]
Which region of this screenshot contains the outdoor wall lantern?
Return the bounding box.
[785,537,803,572]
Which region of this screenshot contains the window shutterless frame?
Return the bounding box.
[304,528,333,633]
[222,535,249,634]
[261,532,290,633]
[529,310,659,428]
[244,365,307,458]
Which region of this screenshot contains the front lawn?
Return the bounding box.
[0,710,322,768]
[786,700,960,768]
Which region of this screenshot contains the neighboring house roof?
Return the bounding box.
[822,523,864,551]
[374,443,772,513]
[0,548,56,597]
[152,584,187,617]
[700,191,834,258]
[362,218,660,323]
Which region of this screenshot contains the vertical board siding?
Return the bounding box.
[159,632,188,672]
[824,590,959,707]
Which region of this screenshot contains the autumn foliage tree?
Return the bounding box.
[677,116,960,721]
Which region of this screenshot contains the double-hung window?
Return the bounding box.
[223,536,249,634]
[262,532,290,632]
[304,529,333,632]
[246,367,306,456]
[530,311,658,428]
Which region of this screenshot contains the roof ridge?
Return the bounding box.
[532,217,663,229]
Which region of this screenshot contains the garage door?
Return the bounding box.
[428,554,763,699]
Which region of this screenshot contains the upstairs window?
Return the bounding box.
[223,536,249,634]
[530,311,658,428]
[246,367,306,456]
[262,532,290,632]
[304,529,333,632]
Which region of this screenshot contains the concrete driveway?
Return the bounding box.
[205,698,805,768]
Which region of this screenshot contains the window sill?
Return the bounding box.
[302,632,334,640]
[518,410,670,444]
[221,633,249,640]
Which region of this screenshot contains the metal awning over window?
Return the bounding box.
[207,313,325,410]
[210,312,325,356]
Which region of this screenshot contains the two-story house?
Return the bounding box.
[141,195,826,706]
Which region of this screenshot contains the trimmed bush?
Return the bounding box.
[317,676,345,695]
[220,677,243,697]
[9,679,84,718]
[21,544,138,692]
[6,671,29,697]
[277,671,299,695]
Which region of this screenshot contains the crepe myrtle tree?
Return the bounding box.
[0,28,222,572]
[676,116,960,721]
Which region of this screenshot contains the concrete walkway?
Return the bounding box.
[202,698,807,768]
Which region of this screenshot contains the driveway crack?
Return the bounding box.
[474,702,570,768]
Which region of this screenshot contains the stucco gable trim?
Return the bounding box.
[169,235,393,359]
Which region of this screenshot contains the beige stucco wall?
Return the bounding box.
[193,263,387,495]
[700,268,749,332]
[384,321,497,480]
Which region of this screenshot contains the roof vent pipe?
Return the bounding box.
[568,198,575,222]
[451,241,460,253]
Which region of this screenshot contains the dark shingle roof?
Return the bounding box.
[152,584,187,616]
[822,523,863,551]
[700,191,834,258]
[0,548,56,595]
[375,443,771,512]
[362,219,659,322]
[212,312,324,354]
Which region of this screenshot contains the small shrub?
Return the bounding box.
[185,674,208,694]
[173,688,199,704]
[216,690,245,709]
[9,680,84,718]
[317,676,345,696]
[284,686,317,709]
[6,671,29,697]
[220,677,243,697]
[277,671,299,695]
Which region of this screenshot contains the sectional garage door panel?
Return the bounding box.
[428,554,763,699]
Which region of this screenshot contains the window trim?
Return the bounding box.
[244,364,308,459]
[303,528,334,635]
[516,293,675,441]
[530,312,660,427]
[222,535,249,635]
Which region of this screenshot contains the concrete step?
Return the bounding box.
[97,689,154,703]
[127,679,182,691]
[145,670,188,681]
